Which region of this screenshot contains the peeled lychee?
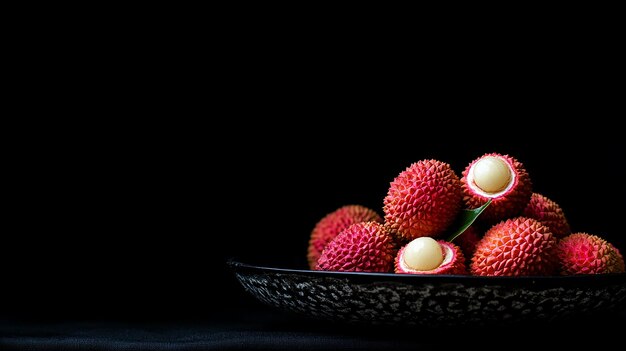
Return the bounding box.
[395,237,466,274]
[522,193,571,239]
[471,217,557,276]
[384,160,462,241]
[557,233,625,275]
[307,205,382,269]
[316,222,396,272]
[462,153,532,223]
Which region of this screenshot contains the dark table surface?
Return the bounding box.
[2,304,626,350]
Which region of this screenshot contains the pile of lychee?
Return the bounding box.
[307,153,625,276]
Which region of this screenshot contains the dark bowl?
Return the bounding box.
[229,260,626,326]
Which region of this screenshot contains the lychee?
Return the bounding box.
[557,233,625,275]
[609,244,626,273]
[462,153,532,223]
[307,205,382,269]
[395,237,466,274]
[471,217,557,276]
[384,160,462,241]
[316,222,396,273]
[522,193,571,239]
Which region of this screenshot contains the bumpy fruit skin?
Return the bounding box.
[307,205,382,269]
[384,160,462,241]
[522,193,571,239]
[557,233,625,275]
[471,217,557,276]
[462,153,532,223]
[609,244,626,273]
[316,222,396,272]
[455,225,482,259]
[395,240,466,275]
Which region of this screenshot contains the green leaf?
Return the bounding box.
[446,200,492,242]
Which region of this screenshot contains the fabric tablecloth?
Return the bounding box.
[2,306,625,350]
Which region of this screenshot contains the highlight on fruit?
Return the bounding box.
[308,153,624,276]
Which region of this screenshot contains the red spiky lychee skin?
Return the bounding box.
[609,244,626,273]
[471,217,557,276]
[395,240,466,275]
[307,205,382,269]
[454,225,482,259]
[316,222,396,272]
[557,233,625,275]
[383,160,462,241]
[522,193,571,239]
[462,153,532,223]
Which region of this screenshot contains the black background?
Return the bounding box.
[2,12,625,350]
[2,28,626,322]
[2,112,624,322]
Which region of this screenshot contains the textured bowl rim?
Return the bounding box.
[228,259,626,287]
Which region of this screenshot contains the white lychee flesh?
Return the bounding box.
[402,237,444,271]
[468,156,515,197]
